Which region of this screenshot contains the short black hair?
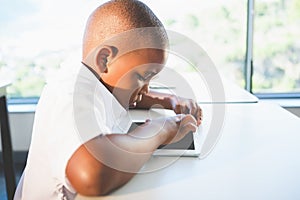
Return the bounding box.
[82,0,168,59]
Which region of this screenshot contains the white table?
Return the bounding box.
[0,81,16,200]
[77,103,300,200]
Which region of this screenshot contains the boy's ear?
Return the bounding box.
[95,46,118,73]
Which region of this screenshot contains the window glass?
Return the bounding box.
[143,0,247,87]
[0,0,102,98]
[0,0,247,98]
[253,0,300,93]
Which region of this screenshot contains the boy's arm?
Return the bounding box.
[136,91,203,125]
[66,115,197,196]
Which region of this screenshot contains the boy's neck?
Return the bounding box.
[81,61,114,94]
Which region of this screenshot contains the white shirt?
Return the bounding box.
[14,63,132,200]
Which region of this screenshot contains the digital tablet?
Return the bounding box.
[128,121,204,157]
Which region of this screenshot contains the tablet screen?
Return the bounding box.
[158,131,195,150]
[128,122,195,150]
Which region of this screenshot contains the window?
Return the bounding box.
[0,0,299,101]
[144,0,247,88]
[253,0,300,94]
[0,0,102,98]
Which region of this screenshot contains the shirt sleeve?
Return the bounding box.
[46,68,111,194]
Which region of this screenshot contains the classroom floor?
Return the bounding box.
[0,163,24,200]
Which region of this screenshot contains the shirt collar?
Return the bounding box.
[80,63,132,133]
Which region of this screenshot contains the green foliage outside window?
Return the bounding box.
[0,0,299,98]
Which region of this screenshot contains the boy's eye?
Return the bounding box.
[137,73,147,81]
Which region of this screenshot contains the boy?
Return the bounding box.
[14,0,202,199]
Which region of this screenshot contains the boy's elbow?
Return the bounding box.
[66,145,113,196]
[68,162,133,196]
[70,168,108,196]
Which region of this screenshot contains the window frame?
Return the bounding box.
[246,0,300,98]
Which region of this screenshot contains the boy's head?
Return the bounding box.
[82,0,169,108]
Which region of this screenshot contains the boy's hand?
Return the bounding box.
[147,114,197,145]
[169,96,202,126]
[135,91,202,126]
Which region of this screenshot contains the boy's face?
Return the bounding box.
[100,49,166,109]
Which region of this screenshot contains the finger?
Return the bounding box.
[179,121,197,134]
[185,105,190,114]
[181,114,197,127]
[189,101,197,116]
[174,104,181,114]
[179,103,190,114]
[175,104,189,114]
[196,106,203,126]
